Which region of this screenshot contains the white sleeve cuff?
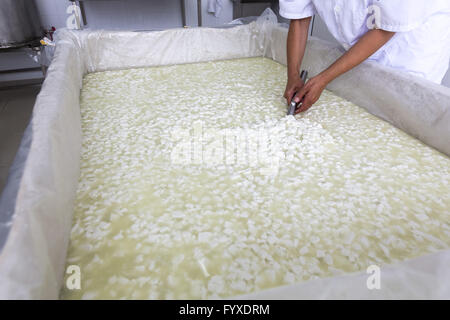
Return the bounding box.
[279,0,316,20]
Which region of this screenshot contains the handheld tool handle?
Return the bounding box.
[287,70,308,115]
[300,70,308,83]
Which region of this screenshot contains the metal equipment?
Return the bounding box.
[0,0,41,49]
[287,70,308,115]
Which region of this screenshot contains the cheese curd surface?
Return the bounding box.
[61,58,450,299]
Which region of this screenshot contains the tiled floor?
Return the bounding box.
[0,85,41,193]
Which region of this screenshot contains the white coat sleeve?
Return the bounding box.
[279,0,316,20]
[375,0,450,32]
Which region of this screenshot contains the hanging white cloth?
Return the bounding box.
[207,0,224,18]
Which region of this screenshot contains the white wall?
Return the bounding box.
[35,0,72,29]
[311,15,450,87]
[201,0,233,27]
[34,0,234,30]
[80,0,184,30]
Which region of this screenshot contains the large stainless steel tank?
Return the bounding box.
[0,0,42,49]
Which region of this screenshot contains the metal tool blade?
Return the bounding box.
[287,70,308,116]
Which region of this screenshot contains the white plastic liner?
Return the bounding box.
[238,250,450,300]
[0,9,449,299]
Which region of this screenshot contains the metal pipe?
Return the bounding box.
[233,0,243,20]
[181,0,187,27]
[197,0,202,27]
[78,1,88,26]
[0,67,42,74]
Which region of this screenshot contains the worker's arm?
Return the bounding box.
[284,17,312,105]
[294,29,395,113]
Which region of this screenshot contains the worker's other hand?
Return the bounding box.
[284,74,305,105]
[294,75,327,114]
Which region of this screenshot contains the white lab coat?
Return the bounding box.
[280,0,450,83]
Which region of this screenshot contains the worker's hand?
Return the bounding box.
[284,74,305,106]
[294,75,327,114]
